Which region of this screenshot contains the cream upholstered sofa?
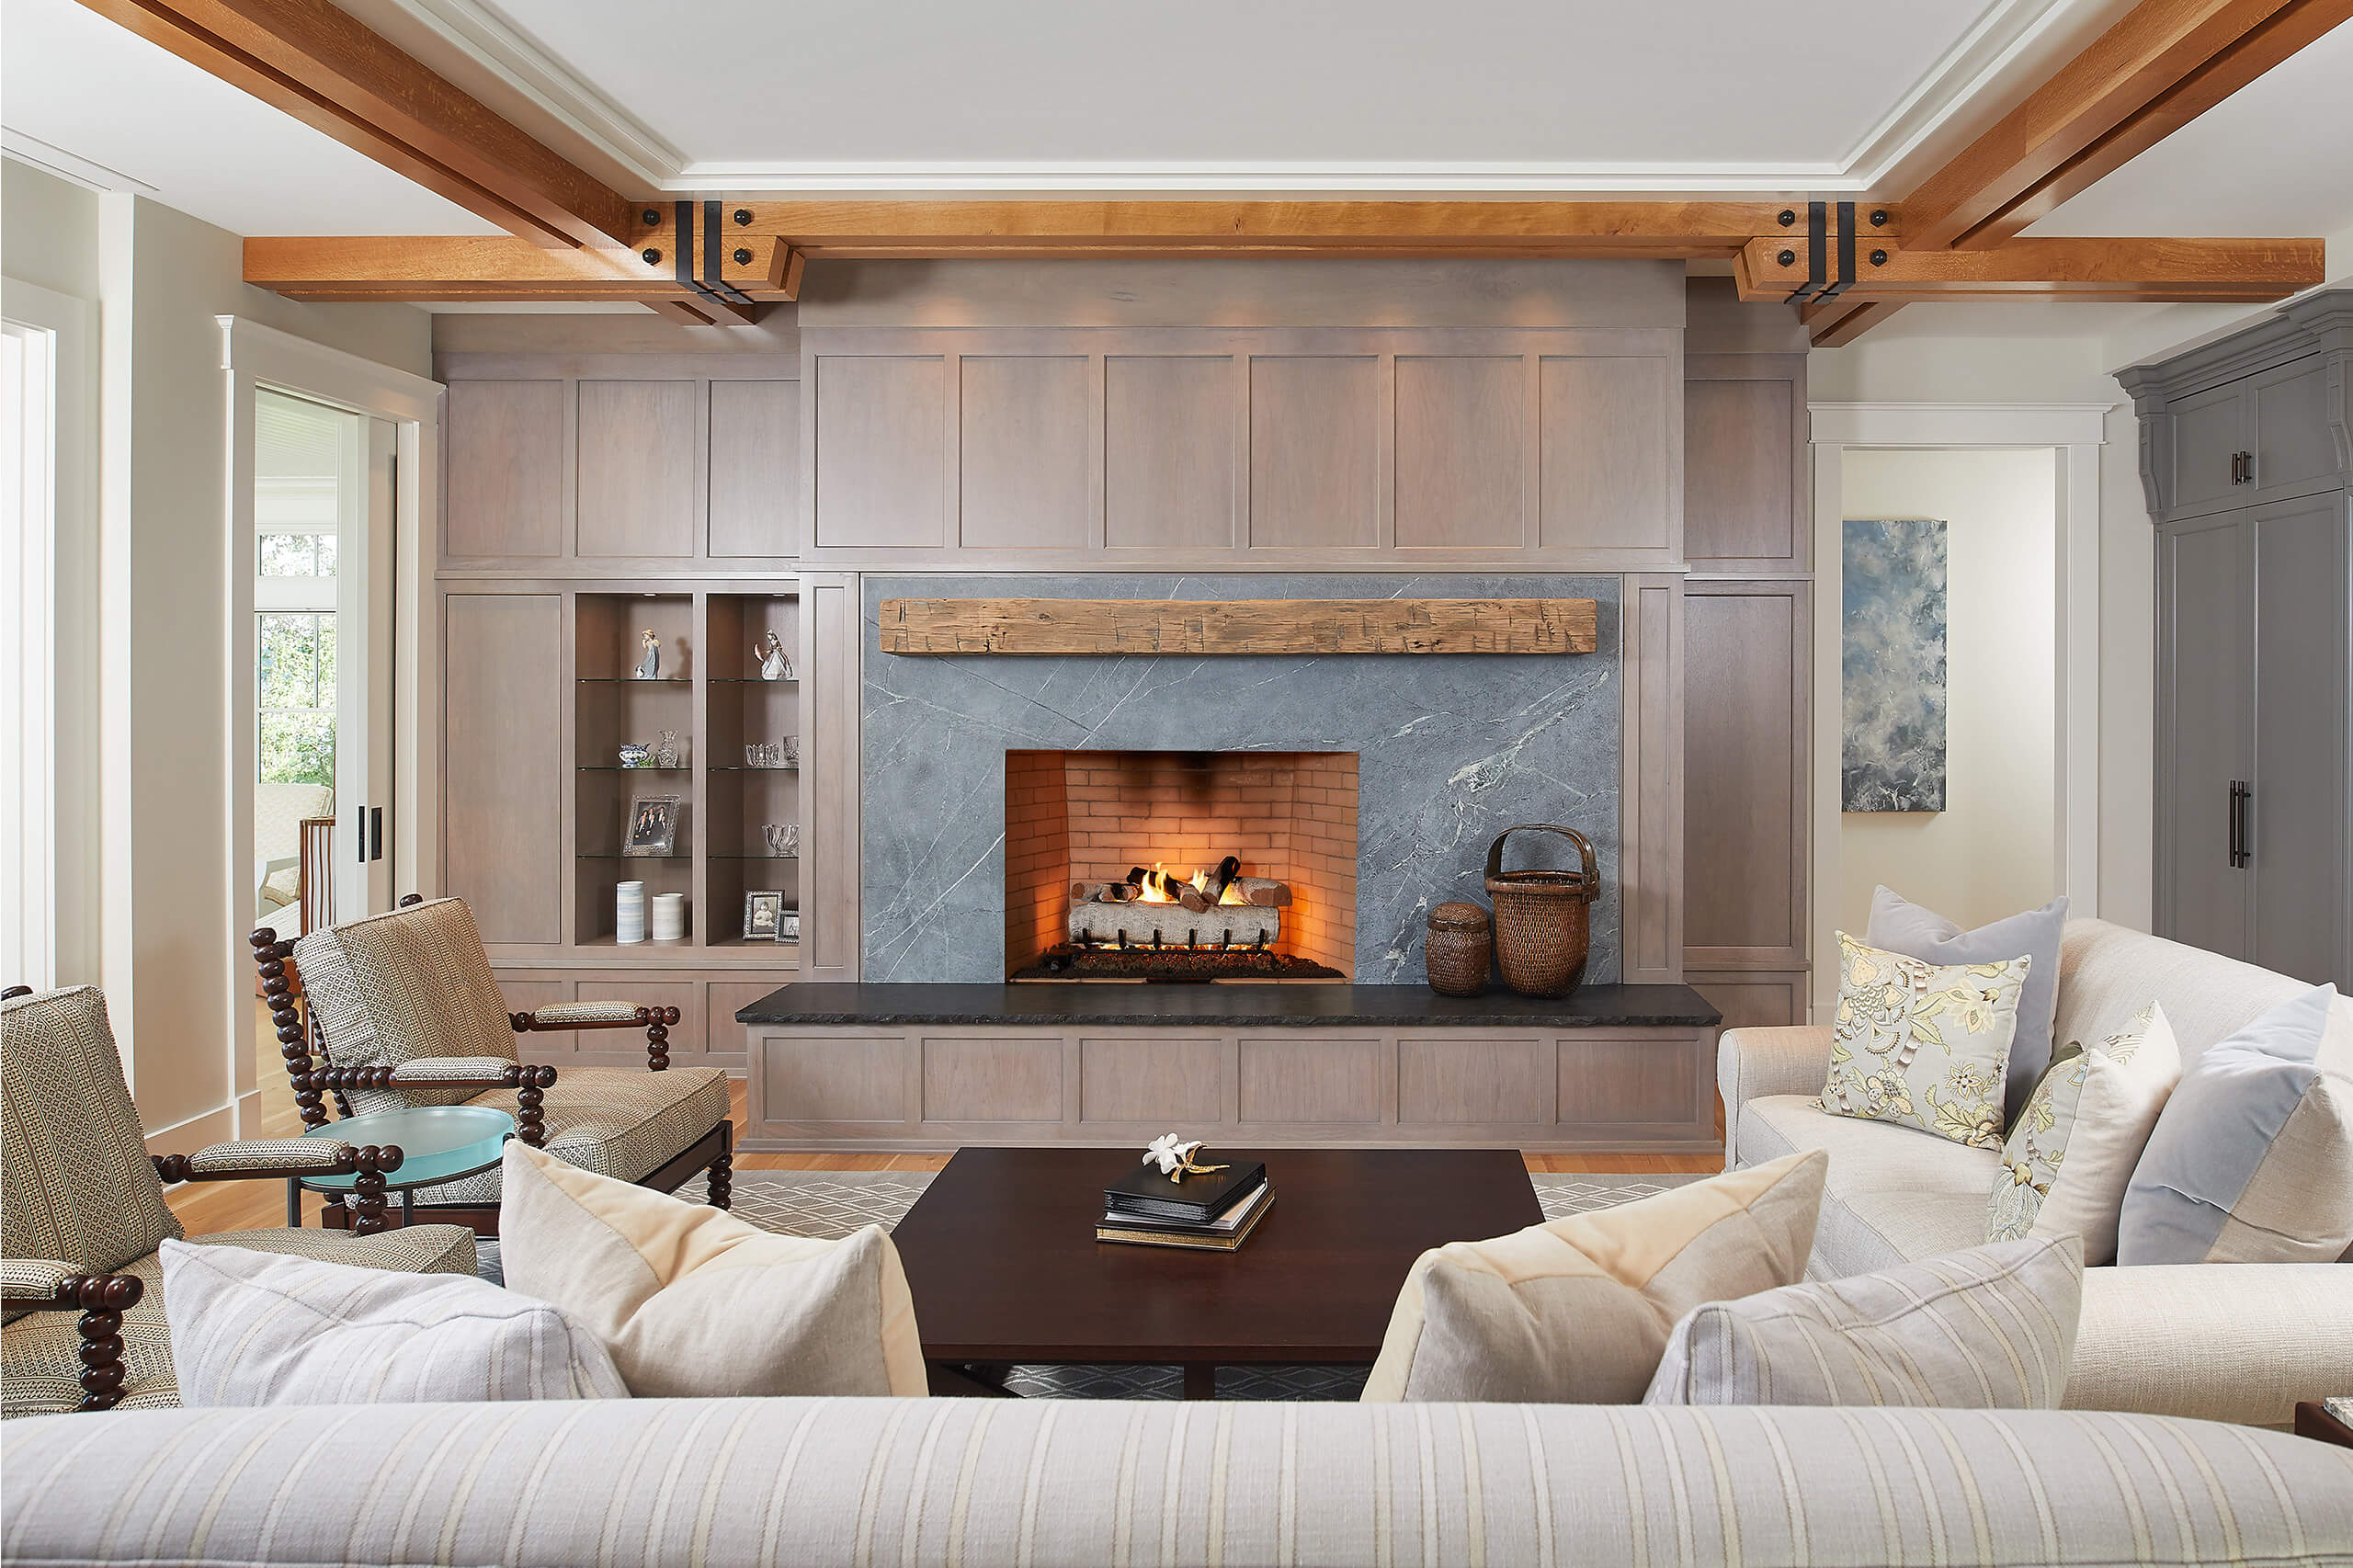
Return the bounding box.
[1721,918,2353,1428]
[6,1397,2349,1566]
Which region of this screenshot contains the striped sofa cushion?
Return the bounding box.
[1644,1234,2084,1409]
[2,1399,2347,1566]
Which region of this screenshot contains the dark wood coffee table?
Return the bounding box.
[889,1146,1542,1398]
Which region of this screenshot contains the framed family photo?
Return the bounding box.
[743,890,785,941]
[623,795,680,858]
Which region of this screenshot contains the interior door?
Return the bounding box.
[336,416,398,918]
[2250,493,2351,985]
[2156,512,2252,960]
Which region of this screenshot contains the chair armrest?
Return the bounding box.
[315,1061,559,1148]
[153,1140,361,1185]
[387,1056,527,1085]
[513,1002,682,1071]
[0,1258,81,1302]
[2069,1264,2353,1428]
[1717,1025,1835,1167]
[0,1268,144,1411]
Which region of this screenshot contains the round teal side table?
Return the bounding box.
[297,1105,515,1233]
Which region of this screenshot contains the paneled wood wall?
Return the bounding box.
[799,327,1681,570]
[429,270,1817,1026]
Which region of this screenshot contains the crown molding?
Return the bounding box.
[378,0,2094,198]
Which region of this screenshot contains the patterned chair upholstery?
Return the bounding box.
[278,897,733,1220]
[0,987,476,1418]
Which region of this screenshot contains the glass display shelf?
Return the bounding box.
[578,766,691,773]
[710,853,800,860]
[710,677,800,685]
[577,853,690,861]
[576,676,692,685]
[710,765,799,773]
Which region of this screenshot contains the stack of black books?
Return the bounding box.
[1097,1158,1272,1251]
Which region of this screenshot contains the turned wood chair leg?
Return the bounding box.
[64,1275,142,1412]
[251,928,332,1131]
[351,1145,403,1235]
[707,1152,733,1209]
[515,1065,555,1148]
[642,1006,680,1072]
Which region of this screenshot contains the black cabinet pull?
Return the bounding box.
[2228,780,2252,868]
[2230,450,2256,485]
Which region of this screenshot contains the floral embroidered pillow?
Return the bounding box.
[1987,1001,2181,1263]
[1819,933,2028,1150]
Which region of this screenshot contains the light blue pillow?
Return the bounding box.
[2119,983,2350,1266]
[1867,887,2068,1125]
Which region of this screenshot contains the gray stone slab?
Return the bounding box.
[862,574,1622,984]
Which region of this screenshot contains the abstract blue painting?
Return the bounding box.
[1842,518,1948,812]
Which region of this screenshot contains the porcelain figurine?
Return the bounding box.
[618,743,650,769]
[757,631,793,682]
[633,630,661,680]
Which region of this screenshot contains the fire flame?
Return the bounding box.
[1130,864,1253,905]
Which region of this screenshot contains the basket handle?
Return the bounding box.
[1484,824,1599,889]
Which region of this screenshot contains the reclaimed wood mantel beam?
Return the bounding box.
[74,0,638,247]
[877,599,1598,656]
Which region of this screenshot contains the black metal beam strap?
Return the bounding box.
[1788,200,1826,304]
[1818,201,1858,301]
[700,199,754,307]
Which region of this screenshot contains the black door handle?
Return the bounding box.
[2228,780,2251,868]
[369,806,383,863]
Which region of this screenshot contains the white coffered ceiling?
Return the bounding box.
[3,0,2347,256]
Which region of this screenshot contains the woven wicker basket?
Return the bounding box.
[1483,824,1600,998]
[1424,902,1493,996]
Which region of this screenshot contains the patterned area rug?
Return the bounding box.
[712,1167,1707,1401]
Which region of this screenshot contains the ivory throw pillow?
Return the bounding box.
[159,1239,625,1405]
[1867,887,2068,1124]
[1360,1150,1825,1403]
[497,1141,926,1398]
[1987,1001,2182,1262]
[1643,1234,2083,1409]
[1820,933,2028,1150]
[2120,983,2353,1266]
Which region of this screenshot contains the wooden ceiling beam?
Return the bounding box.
[1737,235,2321,302]
[74,0,639,248]
[1901,0,2353,251]
[635,199,1885,258]
[244,235,804,303]
[1801,297,1907,347]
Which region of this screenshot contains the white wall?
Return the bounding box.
[3,157,431,1145]
[1837,449,2058,934]
[1809,330,2150,932]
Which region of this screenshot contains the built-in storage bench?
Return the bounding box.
[737,983,1722,1153]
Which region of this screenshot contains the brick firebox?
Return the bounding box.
[1005,750,1358,977]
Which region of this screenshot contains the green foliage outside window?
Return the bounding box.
[258,612,336,784]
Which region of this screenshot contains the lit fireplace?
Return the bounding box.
[1004,750,1357,982]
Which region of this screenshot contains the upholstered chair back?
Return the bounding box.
[292,897,520,1117]
[0,988,183,1318]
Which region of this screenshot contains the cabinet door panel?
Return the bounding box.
[1538,356,1672,551]
[1683,585,1805,967]
[2156,517,2252,960]
[1393,356,1526,550]
[1105,357,1235,549]
[2251,358,2340,502]
[444,595,564,944]
[1249,357,1380,550]
[813,357,947,548]
[577,381,697,558]
[1685,377,1798,566]
[2252,494,2350,984]
[446,381,563,558]
[959,357,1092,551]
[2167,383,2247,518]
[709,381,799,558]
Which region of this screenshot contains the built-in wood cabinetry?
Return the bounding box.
[798,327,1682,569]
[2129,291,2353,991]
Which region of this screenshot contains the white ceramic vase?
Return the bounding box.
[615,881,648,944]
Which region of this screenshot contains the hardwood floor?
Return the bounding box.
[165,1001,1722,1235]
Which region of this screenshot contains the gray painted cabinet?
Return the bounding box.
[2131,291,2353,988]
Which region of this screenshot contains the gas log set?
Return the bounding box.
[1013,856,1346,983]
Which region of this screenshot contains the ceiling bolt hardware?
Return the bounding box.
[641,209,660,226]
[1870,249,1887,266]
[733,209,753,226]
[733,247,753,266]
[641,248,661,266]
[1778,210,1796,226]
[1778,249,1796,267]
[1870,210,1888,226]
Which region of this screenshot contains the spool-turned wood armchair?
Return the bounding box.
[1,985,477,1416]
[250,894,733,1236]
